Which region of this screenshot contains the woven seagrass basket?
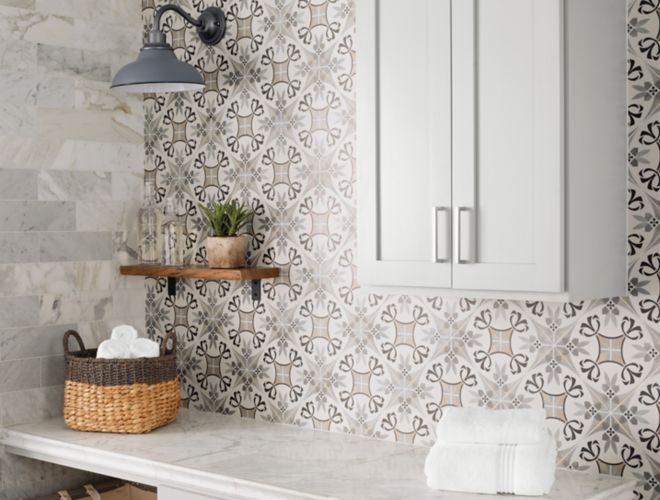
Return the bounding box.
[63,330,180,434]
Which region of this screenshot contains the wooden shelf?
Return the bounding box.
[119,265,279,281]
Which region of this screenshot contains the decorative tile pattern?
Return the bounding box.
[144,1,659,498]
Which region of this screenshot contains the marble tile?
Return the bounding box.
[0,169,37,200]
[111,287,146,320]
[0,134,62,171]
[0,385,63,426]
[112,107,145,144]
[40,355,64,387]
[74,78,141,113]
[0,0,35,8]
[0,6,73,47]
[0,261,115,297]
[37,108,142,144]
[0,323,73,360]
[34,75,74,109]
[0,296,39,328]
[39,232,113,262]
[38,170,111,202]
[48,140,144,171]
[75,200,138,232]
[71,260,117,292]
[0,452,94,499]
[0,410,638,500]
[111,172,142,201]
[35,0,137,24]
[0,357,40,392]
[37,44,111,81]
[74,18,140,54]
[0,232,38,263]
[0,71,37,137]
[0,39,36,72]
[39,291,113,325]
[0,200,74,231]
[0,0,143,494]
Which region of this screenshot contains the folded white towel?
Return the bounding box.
[110,324,139,344]
[128,338,160,358]
[96,339,130,360]
[436,407,546,444]
[425,430,557,496]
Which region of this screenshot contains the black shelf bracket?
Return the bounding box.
[251,280,262,303]
[167,277,177,297]
[164,277,264,302]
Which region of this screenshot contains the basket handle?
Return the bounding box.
[161,331,177,356]
[63,330,85,355]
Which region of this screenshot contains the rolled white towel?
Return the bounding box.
[425,430,557,496]
[110,324,139,344]
[96,339,130,359]
[436,407,546,444]
[128,337,160,358]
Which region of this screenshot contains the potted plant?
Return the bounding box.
[199,199,252,268]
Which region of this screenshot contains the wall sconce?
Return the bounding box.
[111,4,226,93]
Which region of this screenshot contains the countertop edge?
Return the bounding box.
[1,430,330,500]
[0,420,638,500]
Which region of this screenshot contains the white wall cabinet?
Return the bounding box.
[357,0,627,301]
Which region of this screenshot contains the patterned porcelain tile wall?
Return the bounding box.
[143,1,659,497]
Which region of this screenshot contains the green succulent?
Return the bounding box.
[199,199,252,237]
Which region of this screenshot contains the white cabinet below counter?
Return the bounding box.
[356,0,627,301]
[0,409,636,500]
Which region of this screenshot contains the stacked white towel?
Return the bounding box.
[128,337,161,358]
[96,339,130,359]
[110,324,138,344]
[96,325,161,359]
[425,407,556,496]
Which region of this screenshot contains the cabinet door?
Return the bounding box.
[357,0,453,288]
[452,0,564,293]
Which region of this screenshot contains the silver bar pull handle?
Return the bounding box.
[433,207,451,263]
[456,207,474,264]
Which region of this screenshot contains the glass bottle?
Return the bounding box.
[138,180,160,264]
[161,198,183,266]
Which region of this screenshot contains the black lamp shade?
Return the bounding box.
[111,46,204,94]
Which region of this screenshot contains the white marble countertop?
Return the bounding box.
[0,410,634,500]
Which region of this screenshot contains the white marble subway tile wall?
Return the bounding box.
[0,0,144,497]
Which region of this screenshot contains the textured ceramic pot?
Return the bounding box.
[207,235,247,268]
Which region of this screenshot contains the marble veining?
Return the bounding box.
[0,232,39,263]
[0,0,143,495]
[1,410,635,500]
[37,170,112,202]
